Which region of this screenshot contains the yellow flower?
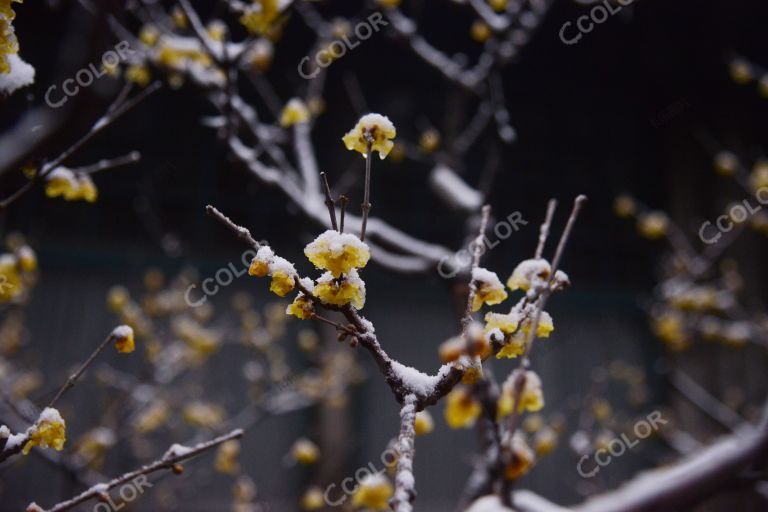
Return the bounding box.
[730,58,753,85]
[507,259,551,292]
[637,212,669,239]
[342,113,397,159]
[77,174,98,202]
[533,426,558,456]
[472,268,508,311]
[214,440,241,474]
[112,325,135,354]
[245,38,273,72]
[300,486,326,510]
[376,0,401,8]
[270,271,295,297]
[304,230,371,277]
[498,370,544,416]
[495,332,526,359]
[133,400,169,434]
[139,24,159,46]
[490,0,508,11]
[23,408,66,454]
[470,21,491,43]
[485,311,520,335]
[714,151,738,176]
[414,410,434,436]
[419,129,440,153]
[44,167,78,200]
[504,434,534,480]
[240,0,283,35]
[613,194,636,218]
[287,294,314,320]
[291,438,320,465]
[171,6,189,29]
[280,98,310,127]
[351,475,393,510]
[750,161,768,191]
[313,270,366,309]
[182,401,225,429]
[444,387,481,428]
[248,247,273,277]
[0,254,21,302]
[523,311,554,338]
[652,310,688,350]
[126,64,151,87]
[206,20,227,41]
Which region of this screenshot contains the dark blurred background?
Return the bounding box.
[2,0,768,510]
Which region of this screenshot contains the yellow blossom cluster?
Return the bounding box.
[239,0,286,37]
[351,474,394,510]
[444,386,482,428]
[214,439,241,474]
[504,433,534,480]
[342,113,397,159]
[0,0,20,74]
[44,167,98,202]
[22,407,66,455]
[305,230,371,277]
[111,325,136,354]
[0,241,37,303]
[248,246,298,297]
[497,370,545,417]
[182,401,226,429]
[471,267,508,311]
[280,98,310,127]
[290,437,320,465]
[313,270,366,309]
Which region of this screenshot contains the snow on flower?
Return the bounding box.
[23,407,67,455]
[304,230,371,278]
[0,0,34,94]
[504,433,535,480]
[351,473,393,510]
[290,437,320,465]
[239,0,288,36]
[112,324,136,353]
[286,293,314,320]
[279,98,310,127]
[507,258,551,292]
[342,113,397,159]
[312,269,365,309]
[44,168,98,203]
[497,370,544,416]
[248,246,274,277]
[471,267,508,312]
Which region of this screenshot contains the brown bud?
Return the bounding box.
[172,463,184,475]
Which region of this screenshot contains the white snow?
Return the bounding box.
[92,483,109,493]
[305,230,370,262]
[299,277,315,292]
[39,407,64,425]
[269,256,296,276]
[0,425,9,438]
[0,54,35,94]
[164,443,193,459]
[465,495,514,512]
[112,325,134,339]
[46,166,76,186]
[390,362,453,397]
[509,258,551,291]
[472,267,504,288]
[4,432,27,451]
[429,165,483,212]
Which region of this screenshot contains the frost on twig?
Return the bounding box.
[33,429,244,512]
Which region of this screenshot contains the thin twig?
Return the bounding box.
[38,429,244,512]
[320,171,338,231]
[360,142,373,242]
[391,394,418,512]
[47,332,119,410]
[339,195,349,233]
[534,199,557,259]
